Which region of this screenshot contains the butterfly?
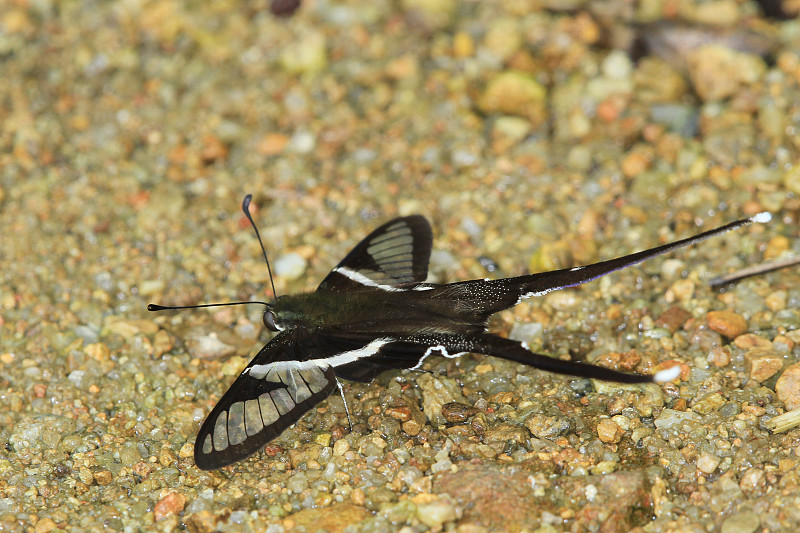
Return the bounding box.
[149,197,770,470]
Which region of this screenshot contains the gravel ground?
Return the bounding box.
[2,1,800,532]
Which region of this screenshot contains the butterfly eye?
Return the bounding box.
[263,310,279,332]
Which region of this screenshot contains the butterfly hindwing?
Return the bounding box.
[194,330,337,470]
[317,215,433,292]
[330,335,445,381]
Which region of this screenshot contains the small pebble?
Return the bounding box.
[692,392,725,415]
[402,0,457,30]
[93,469,113,486]
[654,409,701,430]
[784,163,800,195]
[441,402,477,424]
[764,290,787,311]
[773,335,794,353]
[733,334,771,350]
[414,495,457,529]
[483,18,522,61]
[288,444,322,469]
[273,252,308,280]
[739,468,765,493]
[332,439,350,456]
[596,419,623,443]
[34,518,57,533]
[509,321,544,347]
[776,364,800,411]
[696,452,721,474]
[524,414,571,438]
[154,492,186,521]
[602,50,633,80]
[186,332,236,360]
[707,310,747,338]
[492,116,531,147]
[258,133,289,156]
[545,291,579,311]
[402,419,422,436]
[385,406,412,422]
[687,45,766,102]
[655,306,691,333]
[764,236,790,260]
[279,31,327,74]
[417,373,467,427]
[286,503,370,532]
[139,279,165,296]
[720,509,760,533]
[289,131,316,154]
[660,258,686,279]
[152,329,173,357]
[744,349,783,382]
[478,71,547,126]
[452,31,474,58]
[314,433,332,447]
[484,424,528,446]
[708,346,731,367]
[666,279,695,302]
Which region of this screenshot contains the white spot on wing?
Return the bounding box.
[271,388,295,415]
[259,393,279,425]
[319,337,394,368]
[244,399,263,436]
[213,411,229,451]
[300,367,328,393]
[227,402,246,446]
[517,289,555,303]
[368,239,412,256]
[333,267,405,292]
[410,345,465,371]
[275,368,292,385]
[246,337,394,378]
[289,371,313,403]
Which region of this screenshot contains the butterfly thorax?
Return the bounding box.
[271,285,491,336]
[271,290,415,330]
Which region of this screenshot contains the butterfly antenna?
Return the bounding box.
[242,194,278,298]
[148,301,271,312]
[148,195,278,313]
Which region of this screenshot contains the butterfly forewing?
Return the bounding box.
[317,215,433,292]
[194,330,337,470]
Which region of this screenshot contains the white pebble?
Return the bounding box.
[274,252,307,280]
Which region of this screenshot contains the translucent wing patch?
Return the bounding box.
[194,331,337,470]
[317,215,433,292]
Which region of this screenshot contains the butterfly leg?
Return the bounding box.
[335,377,354,431]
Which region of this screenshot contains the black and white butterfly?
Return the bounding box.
[149,197,770,470]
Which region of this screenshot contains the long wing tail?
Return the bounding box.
[449,212,771,319]
[412,333,679,384]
